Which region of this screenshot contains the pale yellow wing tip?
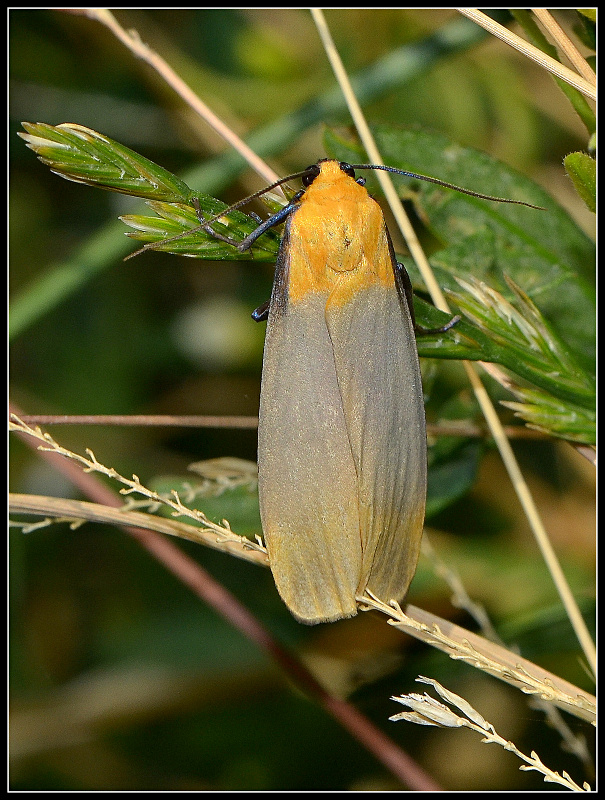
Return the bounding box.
[285,598,359,625]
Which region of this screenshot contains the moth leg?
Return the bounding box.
[252,299,270,322]
[198,194,302,253]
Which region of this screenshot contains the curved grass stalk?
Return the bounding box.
[360,595,595,726]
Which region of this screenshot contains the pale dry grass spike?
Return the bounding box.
[421,534,594,769]
[359,593,595,726]
[391,677,592,791]
[9,415,268,565]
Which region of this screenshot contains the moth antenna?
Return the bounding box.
[349,164,546,210]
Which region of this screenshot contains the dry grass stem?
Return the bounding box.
[9,494,269,567]
[456,9,596,99]
[460,364,595,675]
[359,594,595,725]
[421,535,593,769]
[531,9,596,85]
[82,8,283,189]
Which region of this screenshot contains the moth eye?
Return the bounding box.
[339,162,356,179]
[302,164,321,187]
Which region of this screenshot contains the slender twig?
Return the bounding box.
[15,414,551,439]
[79,9,284,191]
[16,414,259,429]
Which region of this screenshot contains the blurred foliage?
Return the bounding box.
[564,151,596,213]
[10,8,594,792]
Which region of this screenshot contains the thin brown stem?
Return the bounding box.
[15,414,550,439]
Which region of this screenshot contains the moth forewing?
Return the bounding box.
[257,161,426,623]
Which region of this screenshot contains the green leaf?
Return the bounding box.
[564,152,596,213]
[19,122,194,203]
[426,440,481,518]
[574,11,596,49]
[577,9,596,23]
[447,275,594,406]
[501,388,595,445]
